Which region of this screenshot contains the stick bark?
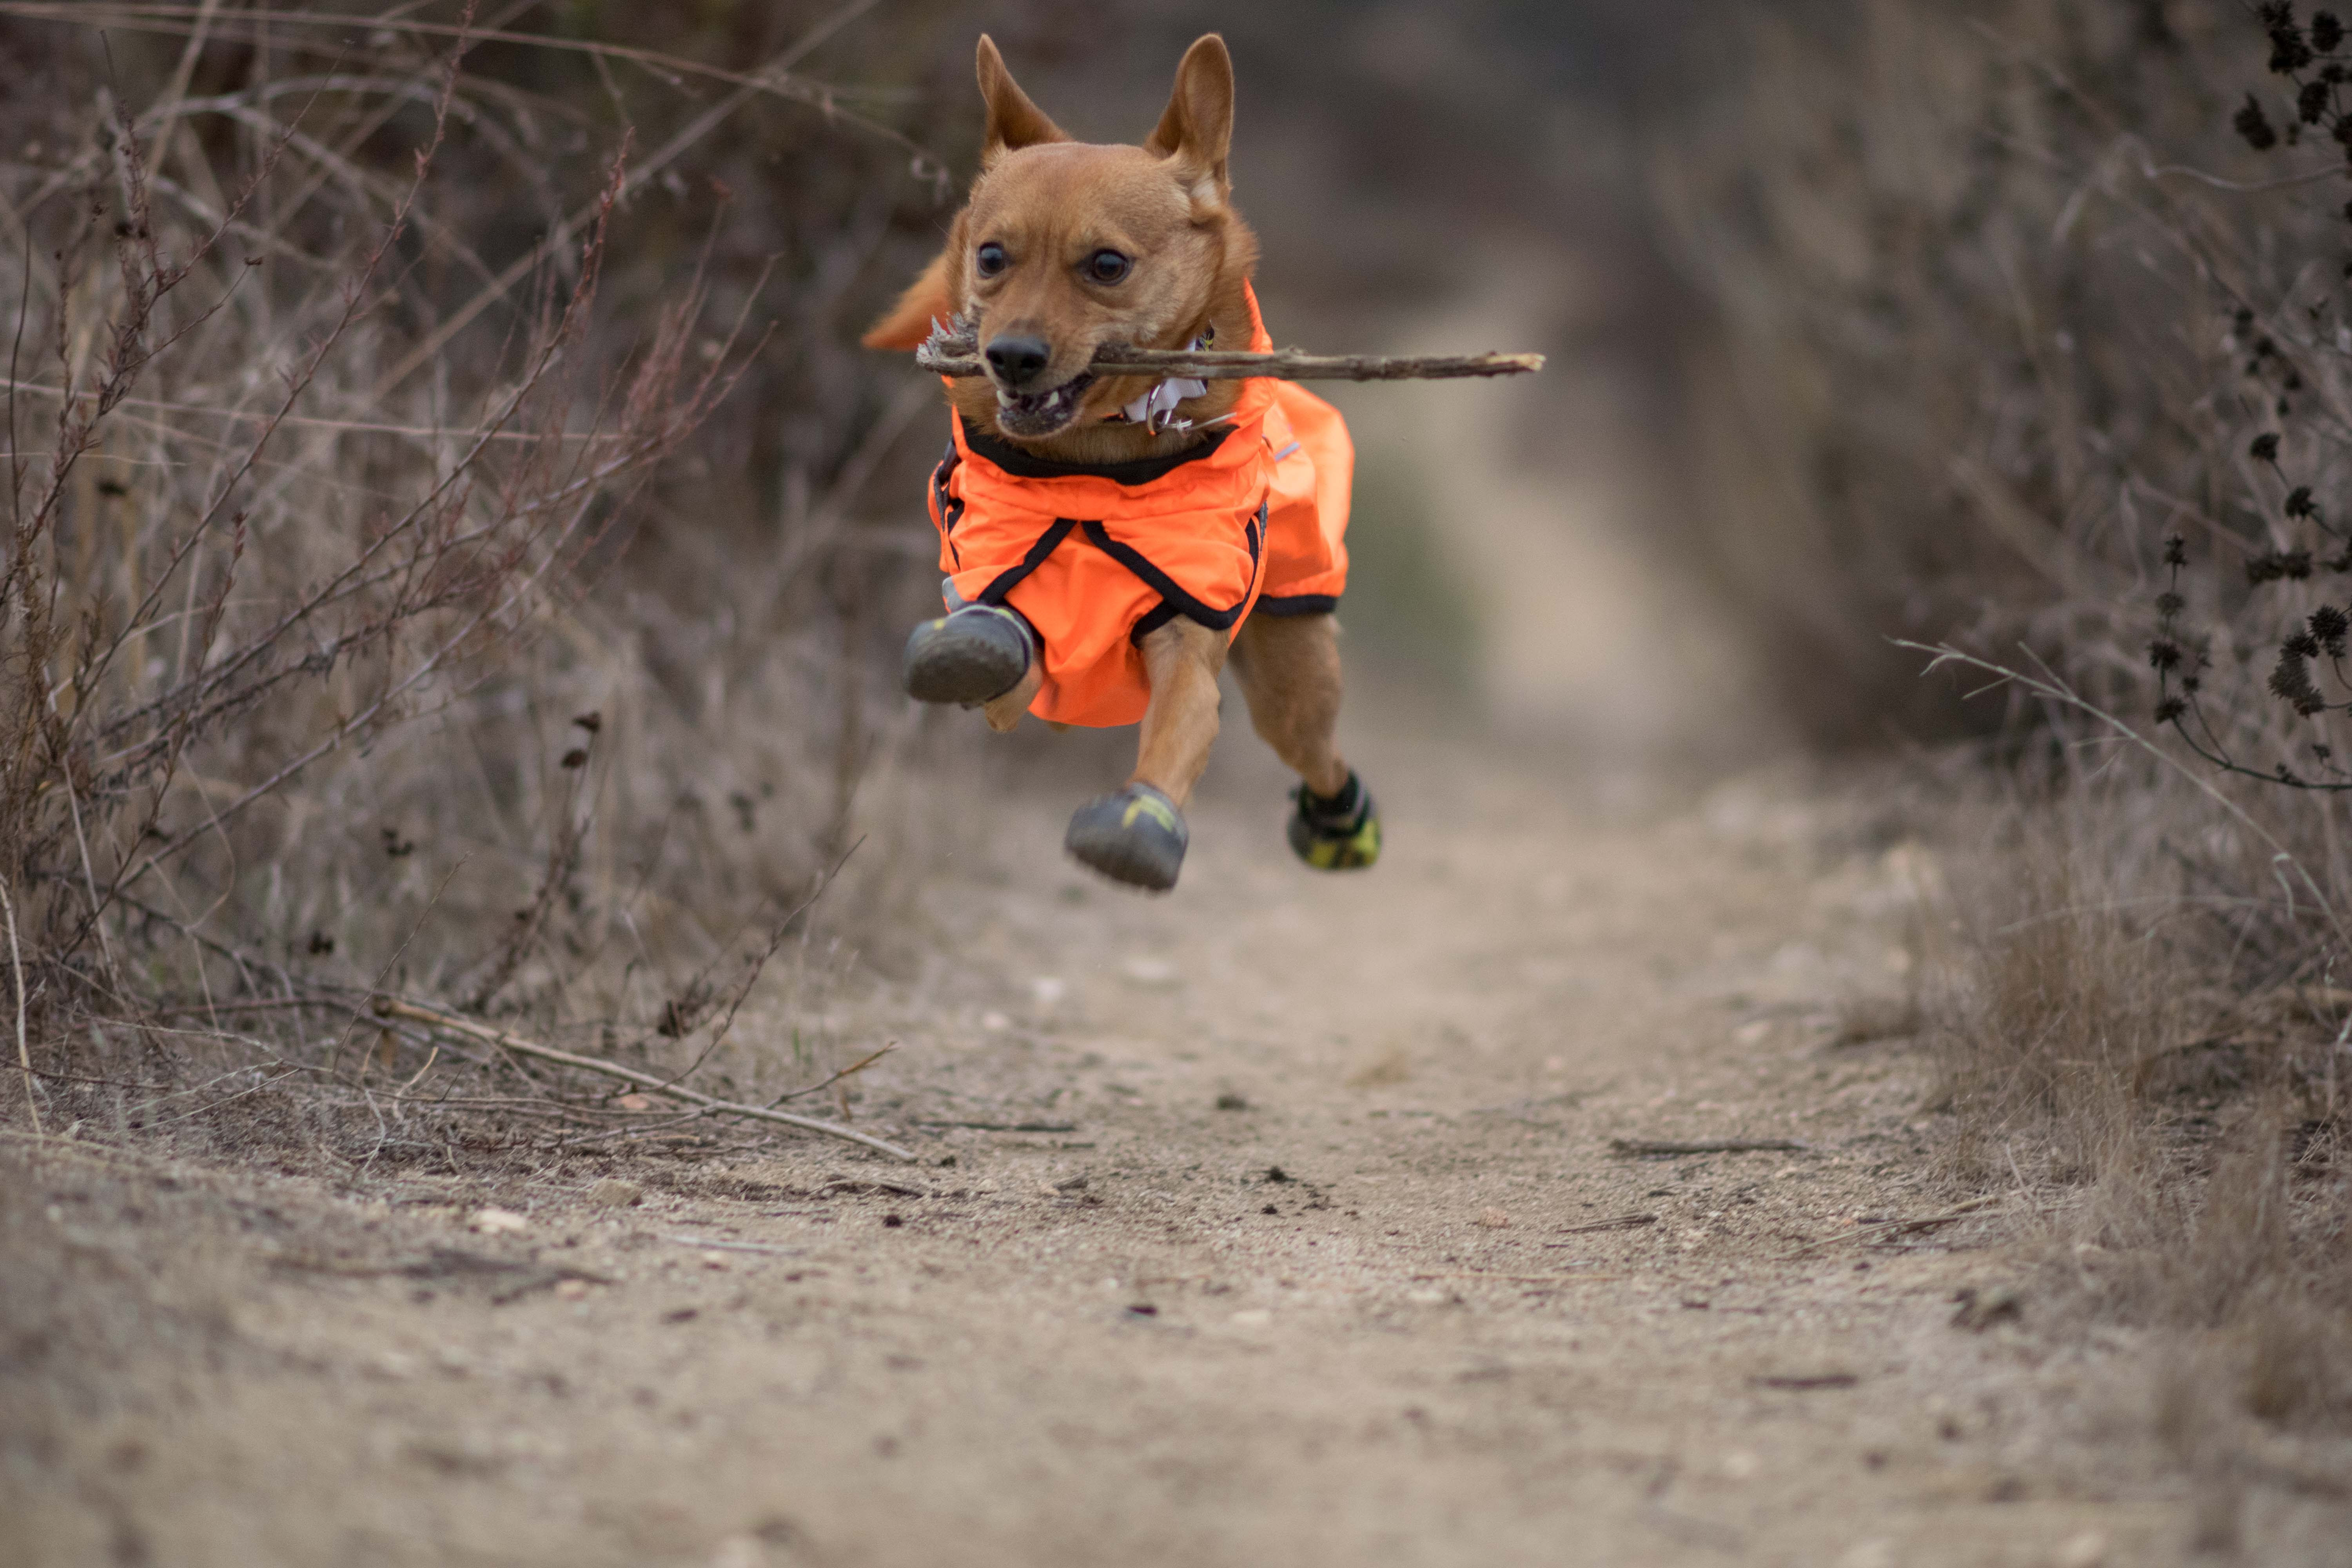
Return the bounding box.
[914,339,1544,383]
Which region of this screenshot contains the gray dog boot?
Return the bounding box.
[1065,782,1189,891]
[902,603,1033,706]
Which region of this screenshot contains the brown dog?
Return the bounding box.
[866,34,1379,891]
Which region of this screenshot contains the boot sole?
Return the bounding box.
[903,620,1028,706]
[1065,788,1188,891]
[1287,787,1381,871]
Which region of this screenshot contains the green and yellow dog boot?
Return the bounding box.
[902,603,1033,706]
[1287,770,1381,871]
[1065,782,1189,892]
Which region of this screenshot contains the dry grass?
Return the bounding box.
[1651,0,2352,1536]
[1898,779,2352,1549]
[0,1,1050,1165]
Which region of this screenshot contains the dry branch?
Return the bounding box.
[1771,1196,2003,1261]
[664,1234,807,1257]
[2,881,35,1135]
[1544,1212,1658,1237]
[910,1118,1075,1132]
[1608,1137,1808,1157]
[1408,1269,1624,1284]
[913,329,1544,384]
[372,998,917,1162]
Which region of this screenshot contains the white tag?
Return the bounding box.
[1122,376,1209,433]
[1120,330,1215,434]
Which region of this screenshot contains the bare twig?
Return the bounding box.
[1898,641,2352,958]
[770,1040,893,1104]
[1544,1213,1658,1237]
[1408,1270,1624,1284]
[1608,1138,1807,1157]
[1772,1196,2004,1261]
[663,1234,806,1257]
[370,997,916,1161]
[911,1119,1076,1132]
[0,880,36,1135]
[915,330,1544,383]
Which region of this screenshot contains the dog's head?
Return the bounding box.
[864,35,1256,447]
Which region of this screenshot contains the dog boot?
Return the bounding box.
[1287,770,1380,870]
[1065,782,1189,891]
[902,603,1033,706]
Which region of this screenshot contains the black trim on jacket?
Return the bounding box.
[1253,593,1338,617]
[1082,503,1266,642]
[930,443,966,568]
[960,416,1235,487]
[975,518,1078,608]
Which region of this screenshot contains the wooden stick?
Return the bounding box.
[1543,1212,1658,1239]
[1409,1270,1624,1284]
[1771,1196,2002,1261]
[911,1118,1076,1132]
[915,337,1543,383]
[1610,1138,1808,1157]
[1750,1373,1859,1391]
[1,882,38,1137]
[771,1041,894,1103]
[665,1234,808,1257]
[372,998,918,1162]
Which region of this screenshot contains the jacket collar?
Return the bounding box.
[958,416,1237,486]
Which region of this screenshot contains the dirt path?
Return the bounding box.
[4,721,2187,1567]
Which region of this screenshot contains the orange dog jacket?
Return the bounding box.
[927,287,1352,728]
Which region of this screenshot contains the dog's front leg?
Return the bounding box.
[1063,616,1226,891]
[980,665,1043,732]
[1131,617,1229,806]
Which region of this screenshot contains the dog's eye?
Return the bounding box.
[1085,249,1131,285]
[975,242,1009,279]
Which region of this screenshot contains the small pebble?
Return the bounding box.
[2055,1530,2109,1568]
[585,1178,643,1209]
[1120,956,1180,989]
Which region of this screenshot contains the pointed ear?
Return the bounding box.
[1142,34,1234,208]
[976,35,1068,163]
[860,228,962,351]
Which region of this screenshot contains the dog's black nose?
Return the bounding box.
[983,334,1052,387]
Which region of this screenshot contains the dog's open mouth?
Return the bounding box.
[993,372,1095,438]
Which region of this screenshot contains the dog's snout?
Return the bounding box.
[983,334,1052,387]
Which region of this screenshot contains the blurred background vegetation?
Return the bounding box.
[4,0,2350,1508]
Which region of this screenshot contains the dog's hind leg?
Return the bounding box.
[1064,617,1226,891]
[1230,613,1381,871]
[1229,613,1348,797]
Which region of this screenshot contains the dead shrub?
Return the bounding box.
[1930,819,2184,1184]
[0,2,1066,1162]
[1662,0,2352,1516]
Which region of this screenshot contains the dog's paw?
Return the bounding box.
[903,604,1032,706]
[1065,784,1188,892]
[1288,771,1380,871]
